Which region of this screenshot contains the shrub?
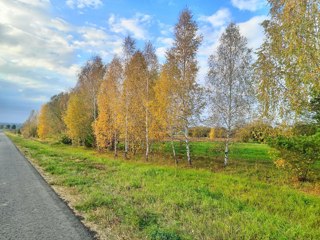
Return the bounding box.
[84,134,95,148]
[291,122,317,136]
[269,132,320,181]
[60,134,72,145]
[236,120,274,143]
[189,127,211,138]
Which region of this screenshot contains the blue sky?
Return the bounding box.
[0,0,268,123]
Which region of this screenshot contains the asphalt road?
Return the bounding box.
[0,131,94,240]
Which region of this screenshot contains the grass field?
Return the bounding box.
[8,133,320,240]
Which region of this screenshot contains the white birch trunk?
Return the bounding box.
[93,94,97,121]
[124,88,129,158]
[145,75,149,161]
[171,138,177,165]
[145,109,149,161]
[224,135,229,166]
[184,126,191,165]
[114,131,118,157]
[124,110,128,158]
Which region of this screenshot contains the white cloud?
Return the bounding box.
[238,15,268,50]
[108,13,152,40]
[155,37,174,61]
[157,21,173,36]
[51,18,71,32]
[197,9,233,83]
[66,0,102,9]
[197,11,267,84]
[199,8,231,28]
[157,37,174,46]
[73,26,123,58]
[16,0,50,8]
[231,0,267,12]
[0,0,77,104]
[155,47,167,60]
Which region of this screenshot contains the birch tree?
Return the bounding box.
[152,58,181,164]
[143,41,158,160]
[64,92,93,145]
[255,0,320,118]
[21,110,38,138]
[124,51,148,155]
[37,104,51,139]
[76,56,106,121]
[169,8,203,165]
[207,23,253,166]
[65,56,105,146]
[37,93,68,139]
[122,36,136,158]
[94,56,123,156]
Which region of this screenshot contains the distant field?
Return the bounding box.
[8,133,320,240]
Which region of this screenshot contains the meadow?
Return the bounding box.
[8,133,320,240]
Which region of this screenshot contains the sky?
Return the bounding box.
[0,0,269,123]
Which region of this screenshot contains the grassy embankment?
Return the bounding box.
[8,133,320,240]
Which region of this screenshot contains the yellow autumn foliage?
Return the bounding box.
[37,104,51,139]
[209,128,215,140]
[64,93,92,145]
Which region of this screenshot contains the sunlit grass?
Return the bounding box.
[8,133,320,240]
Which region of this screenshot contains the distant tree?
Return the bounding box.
[21,110,38,138]
[47,92,69,134]
[37,104,51,139]
[207,23,253,166]
[0,125,3,129]
[6,124,10,129]
[64,93,93,145]
[37,93,69,139]
[236,120,274,143]
[11,124,16,130]
[189,127,211,138]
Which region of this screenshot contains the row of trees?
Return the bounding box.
[0,124,17,130]
[22,1,320,167]
[61,9,206,165]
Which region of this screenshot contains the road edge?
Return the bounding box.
[6,133,99,240]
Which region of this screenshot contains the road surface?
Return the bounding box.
[0,131,94,240]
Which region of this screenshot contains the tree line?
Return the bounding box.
[0,124,17,130]
[21,1,320,168]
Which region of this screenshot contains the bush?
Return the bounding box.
[236,121,274,143]
[291,122,317,136]
[84,134,95,148]
[189,127,211,138]
[60,135,72,145]
[269,132,320,181]
[212,127,227,138]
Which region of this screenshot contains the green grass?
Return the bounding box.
[8,133,320,240]
[154,141,273,162]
